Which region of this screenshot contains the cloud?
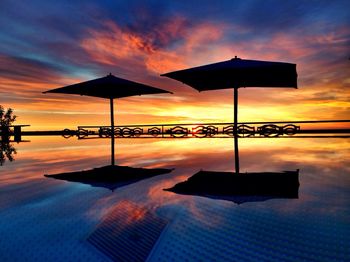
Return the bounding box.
[80,18,229,74]
[0,54,68,82]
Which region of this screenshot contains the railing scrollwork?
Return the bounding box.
[148,127,161,137]
[168,126,188,138]
[192,125,218,137]
[77,122,301,139]
[237,124,255,137]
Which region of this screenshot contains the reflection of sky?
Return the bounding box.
[0,1,349,130]
[0,136,349,260]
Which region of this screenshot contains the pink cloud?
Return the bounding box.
[80,19,227,74]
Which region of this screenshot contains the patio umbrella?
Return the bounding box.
[44,73,171,165]
[161,56,297,172]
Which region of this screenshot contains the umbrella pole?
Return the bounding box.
[110,98,115,166]
[234,87,240,174]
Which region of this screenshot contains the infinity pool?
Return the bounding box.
[0,136,349,261]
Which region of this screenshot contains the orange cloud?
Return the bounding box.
[80,19,227,74]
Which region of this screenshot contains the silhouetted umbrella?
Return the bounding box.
[45,165,172,191]
[44,74,171,165]
[162,57,297,172]
[165,170,299,204]
[162,57,297,90]
[161,56,297,129]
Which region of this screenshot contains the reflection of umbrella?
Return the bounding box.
[162,57,297,172]
[45,165,172,191]
[165,170,299,204]
[44,74,171,165]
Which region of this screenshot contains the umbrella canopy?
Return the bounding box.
[164,170,299,205]
[161,56,297,90]
[43,73,171,98]
[43,73,171,165]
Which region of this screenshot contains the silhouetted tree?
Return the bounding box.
[0,105,17,127]
[1,105,17,141]
[0,106,17,165]
[0,140,16,166]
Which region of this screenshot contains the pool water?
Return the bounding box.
[0,136,349,261]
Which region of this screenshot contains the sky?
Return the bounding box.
[0,0,349,130]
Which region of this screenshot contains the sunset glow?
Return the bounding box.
[0,1,349,130]
[1,3,349,260]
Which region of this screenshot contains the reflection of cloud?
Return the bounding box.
[156,138,349,220]
[1,136,349,221]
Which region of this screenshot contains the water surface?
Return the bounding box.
[0,136,349,261]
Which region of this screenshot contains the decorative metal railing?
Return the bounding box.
[74,122,301,139]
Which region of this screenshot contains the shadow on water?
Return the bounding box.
[165,170,299,204]
[45,165,173,191]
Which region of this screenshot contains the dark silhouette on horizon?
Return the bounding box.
[45,165,172,191]
[165,170,299,204]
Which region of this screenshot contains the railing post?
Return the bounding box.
[234,87,238,136]
[14,126,21,142]
[110,98,115,166]
[234,86,240,174]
